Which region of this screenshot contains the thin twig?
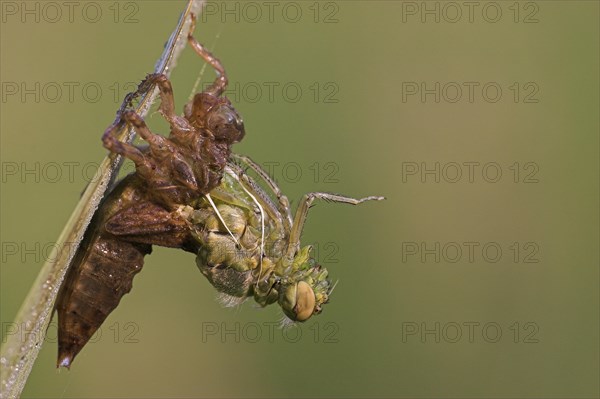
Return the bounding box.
[0,1,204,397]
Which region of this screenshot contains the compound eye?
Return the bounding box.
[278,281,316,322]
[207,105,245,143]
[293,281,316,322]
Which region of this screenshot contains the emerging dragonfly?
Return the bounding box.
[186,157,382,322]
[55,13,383,369]
[55,14,245,368]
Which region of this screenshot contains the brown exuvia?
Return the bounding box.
[54,14,244,368]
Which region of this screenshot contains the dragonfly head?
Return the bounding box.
[276,245,331,322]
[278,280,317,322]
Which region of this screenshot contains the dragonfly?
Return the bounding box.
[186,156,383,322]
[55,13,383,369]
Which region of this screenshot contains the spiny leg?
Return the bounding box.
[225,164,286,234]
[102,119,146,166]
[286,193,385,259]
[103,110,175,174]
[230,154,293,231]
[144,73,193,133]
[122,110,168,149]
[188,13,228,96]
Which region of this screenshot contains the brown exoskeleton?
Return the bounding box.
[54,14,244,368]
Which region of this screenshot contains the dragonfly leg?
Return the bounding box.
[144,73,193,133]
[230,154,294,231]
[102,118,145,166]
[187,13,228,96]
[103,110,182,180]
[286,193,385,259]
[225,164,286,233]
[121,110,172,152]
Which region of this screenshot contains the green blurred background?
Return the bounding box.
[1,1,598,397]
